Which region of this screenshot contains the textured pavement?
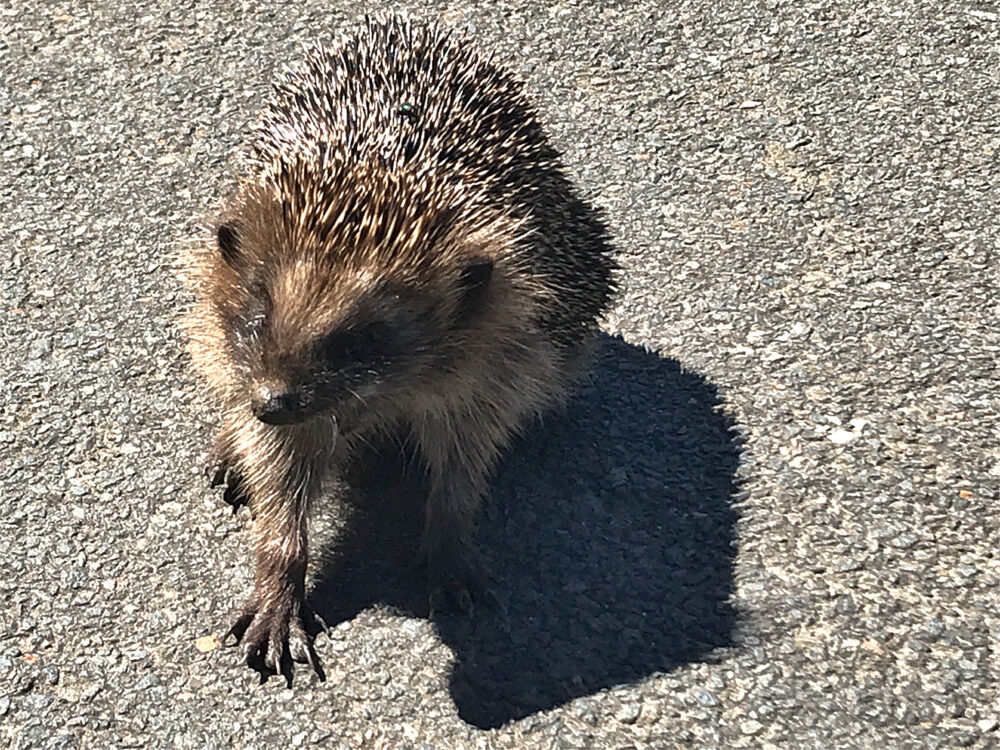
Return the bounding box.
[1,1,997,748]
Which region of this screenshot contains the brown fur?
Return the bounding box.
[180,14,615,681]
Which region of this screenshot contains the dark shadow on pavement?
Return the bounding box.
[309,333,741,729]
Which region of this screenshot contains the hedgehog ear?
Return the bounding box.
[455,258,493,321]
[217,224,239,266]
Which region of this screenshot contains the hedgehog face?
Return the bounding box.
[212,223,494,428]
[232,277,444,428]
[283,282,442,425]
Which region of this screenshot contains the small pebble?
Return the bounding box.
[829,429,856,444]
[978,718,999,733]
[195,633,221,652]
[617,703,641,724]
[694,688,719,706]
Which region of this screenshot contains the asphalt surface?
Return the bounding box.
[1,1,997,748]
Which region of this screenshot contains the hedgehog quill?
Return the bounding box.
[182,15,616,682]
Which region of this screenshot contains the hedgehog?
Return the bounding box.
[181,14,616,682]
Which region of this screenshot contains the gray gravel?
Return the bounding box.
[1,1,997,748]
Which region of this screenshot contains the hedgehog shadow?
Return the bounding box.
[309,333,741,729]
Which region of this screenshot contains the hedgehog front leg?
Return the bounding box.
[221,423,328,683]
[414,416,506,615]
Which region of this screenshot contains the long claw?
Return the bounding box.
[223,479,248,510]
[305,642,325,681]
[454,588,474,616]
[289,633,309,662]
[264,638,284,673]
[242,640,260,665]
[289,618,326,680]
[209,463,227,487]
[428,586,447,618]
[305,607,331,637]
[224,611,255,644]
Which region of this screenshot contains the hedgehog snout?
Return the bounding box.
[251,383,308,426]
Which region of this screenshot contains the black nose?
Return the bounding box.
[251,385,304,425]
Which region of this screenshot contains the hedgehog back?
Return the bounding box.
[250,15,616,350]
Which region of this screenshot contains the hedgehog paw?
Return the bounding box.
[427,545,492,617]
[224,597,325,685]
[206,458,250,514]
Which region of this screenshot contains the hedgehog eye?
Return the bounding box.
[320,321,392,370]
[320,331,354,364]
[454,258,493,322]
[217,224,240,266]
[321,326,374,368]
